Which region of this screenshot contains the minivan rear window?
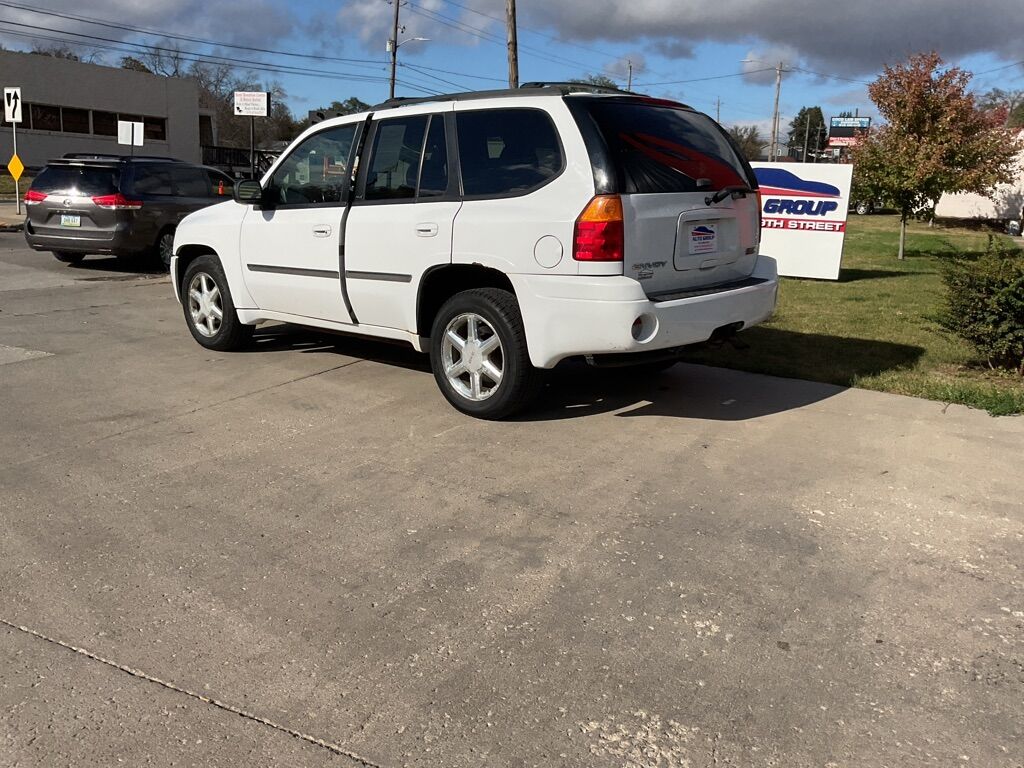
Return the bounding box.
[31,165,119,196]
[579,100,753,194]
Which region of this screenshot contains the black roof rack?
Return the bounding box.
[370,82,648,111]
[59,153,183,163]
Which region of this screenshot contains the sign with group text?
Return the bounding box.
[751,163,854,280]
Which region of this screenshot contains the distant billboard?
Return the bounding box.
[828,116,871,147]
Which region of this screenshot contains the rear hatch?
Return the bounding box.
[573,98,761,296]
[26,163,123,241]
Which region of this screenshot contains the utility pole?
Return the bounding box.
[802,116,811,162]
[388,0,401,99]
[715,97,721,123]
[627,60,633,91]
[769,61,783,162]
[506,0,518,88]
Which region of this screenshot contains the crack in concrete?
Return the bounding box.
[1,618,385,768]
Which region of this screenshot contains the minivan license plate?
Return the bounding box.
[60,214,81,227]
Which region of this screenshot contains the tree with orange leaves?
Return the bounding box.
[852,53,1022,259]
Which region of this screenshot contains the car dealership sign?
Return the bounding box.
[751,163,854,280]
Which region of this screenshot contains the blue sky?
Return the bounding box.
[1,0,1022,137]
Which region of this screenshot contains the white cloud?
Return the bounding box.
[521,0,1024,75]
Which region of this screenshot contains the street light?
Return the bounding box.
[742,58,789,162]
[387,34,430,99]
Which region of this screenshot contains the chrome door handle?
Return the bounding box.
[312,225,332,238]
[415,223,438,237]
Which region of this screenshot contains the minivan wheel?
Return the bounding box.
[157,229,175,270]
[181,255,254,351]
[53,251,85,264]
[430,288,542,419]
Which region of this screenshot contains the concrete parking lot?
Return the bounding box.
[1,231,1021,767]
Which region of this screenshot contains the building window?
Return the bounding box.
[61,107,90,134]
[30,104,61,132]
[93,111,117,136]
[144,116,166,142]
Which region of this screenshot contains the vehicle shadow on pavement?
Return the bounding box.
[523,362,848,422]
[245,325,914,422]
[247,325,431,372]
[67,257,165,277]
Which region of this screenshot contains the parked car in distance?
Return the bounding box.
[24,155,234,268]
[170,83,779,419]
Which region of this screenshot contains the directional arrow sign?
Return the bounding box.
[4,87,22,123]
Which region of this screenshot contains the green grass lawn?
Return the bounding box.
[683,214,1024,416]
[0,172,32,197]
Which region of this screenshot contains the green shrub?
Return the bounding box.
[938,238,1024,375]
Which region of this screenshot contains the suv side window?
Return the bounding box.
[417,115,449,199]
[363,115,429,201]
[269,123,358,206]
[131,165,175,196]
[455,108,563,197]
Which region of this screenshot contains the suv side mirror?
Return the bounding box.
[233,179,264,205]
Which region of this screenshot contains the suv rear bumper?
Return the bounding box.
[510,255,778,369]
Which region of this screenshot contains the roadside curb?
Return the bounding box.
[0,224,24,233]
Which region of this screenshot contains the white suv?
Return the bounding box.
[170,84,777,419]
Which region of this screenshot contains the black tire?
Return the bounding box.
[855,201,873,215]
[156,228,175,270]
[430,288,542,419]
[53,251,85,264]
[180,254,254,351]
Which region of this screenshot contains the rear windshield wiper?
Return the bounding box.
[705,185,756,206]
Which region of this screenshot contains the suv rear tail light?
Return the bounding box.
[91,193,143,210]
[573,194,624,261]
[24,189,47,205]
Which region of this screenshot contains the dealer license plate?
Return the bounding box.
[688,222,717,254]
[60,214,81,227]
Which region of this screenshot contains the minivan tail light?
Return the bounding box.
[573,194,624,261]
[24,189,47,205]
[91,193,143,210]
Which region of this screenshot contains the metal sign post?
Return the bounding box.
[4,87,23,215]
[233,91,270,180]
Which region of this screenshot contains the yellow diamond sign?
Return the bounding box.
[7,153,24,182]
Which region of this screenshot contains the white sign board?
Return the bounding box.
[234,91,269,117]
[4,87,22,123]
[117,120,144,147]
[751,163,854,280]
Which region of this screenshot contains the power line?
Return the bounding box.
[441,0,620,61]
[0,0,384,69]
[634,68,774,87]
[0,25,443,95]
[405,2,594,72]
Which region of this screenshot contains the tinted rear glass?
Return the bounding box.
[456,108,563,197]
[31,165,119,196]
[582,101,752,193]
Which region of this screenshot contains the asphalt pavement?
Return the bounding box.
[1,233,1021,767]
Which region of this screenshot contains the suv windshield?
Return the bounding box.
[31,165,119,196]
[579,100,754,194]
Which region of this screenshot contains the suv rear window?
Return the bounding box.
[579,100,753,194]
[31,165,119,196]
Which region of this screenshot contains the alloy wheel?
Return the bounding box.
[441,312,504,401]
[187,272,223,338]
